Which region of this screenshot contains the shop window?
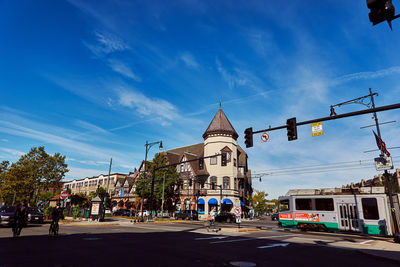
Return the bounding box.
[362,198,379,220]
[315,198,334,211]
[296,198,312,210]
[198,204,205,214]
[279,199,290,212]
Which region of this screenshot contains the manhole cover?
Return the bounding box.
[229,261,256,267]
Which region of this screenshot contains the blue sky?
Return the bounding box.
[1,0,400,199]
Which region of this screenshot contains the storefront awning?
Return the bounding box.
[208,198,218,205]
[222,198,233,205]
[198,198,205,204]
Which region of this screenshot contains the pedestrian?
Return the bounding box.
[209,207,216,228]
[49,203,64,236]
[12,200,28,237]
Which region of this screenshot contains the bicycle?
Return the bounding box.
[49,220,59,236]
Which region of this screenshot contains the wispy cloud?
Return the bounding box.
[83,31,130,57]
[1,139,8,142]
[0,147,25,157]
[117,88,179,123]
[332,66,400,86]
[65,167,109,180]
[180,52,199,69]
[108,59,141,81]
[75,120,109,135]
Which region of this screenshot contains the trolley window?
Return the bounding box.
[315,198,334,211]
[295,198,312,210]
[362,198,379,220]
[279,199,290,212]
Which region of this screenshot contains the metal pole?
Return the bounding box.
[369,89,400,242]
[149,167,156,221]
[141,142,148,222]
[104,158,112,209]
[161,173,165,214]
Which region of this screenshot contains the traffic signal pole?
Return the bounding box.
[251,102,400,136]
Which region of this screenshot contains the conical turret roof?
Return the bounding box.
[203,108,238,140]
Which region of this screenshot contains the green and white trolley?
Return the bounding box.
[278,187,398,236]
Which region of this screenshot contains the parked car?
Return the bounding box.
[215,212,236,223]
[271,213,279,221]
[0,206,28,227]
[175,210,198,220]
[113,209,132,216]
[27,207,44,223]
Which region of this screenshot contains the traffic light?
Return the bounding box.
[367,0,397,29]
[211,183,215,190]
[189,178,192,187]
[244,127,253,148]
[286,117,297,141]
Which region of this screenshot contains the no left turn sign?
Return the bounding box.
[261,132,269,142]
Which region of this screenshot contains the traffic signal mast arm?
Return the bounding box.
[248,102,400,141]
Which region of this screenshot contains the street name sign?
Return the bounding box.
[374,156,394,171]
[311,122,323,137]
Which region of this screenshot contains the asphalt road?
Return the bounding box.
[0,219,397,267]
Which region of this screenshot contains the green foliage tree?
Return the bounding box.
[0,146,68,205]
[251,190,269,214]
[135,153,179,209]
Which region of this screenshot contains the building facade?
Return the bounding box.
[63,173,127,196]
[163,108,252,219]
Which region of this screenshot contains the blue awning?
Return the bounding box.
[198,198,205,205]
[208,198,218,205]
[222,198,233,205]
[240,201,244,206]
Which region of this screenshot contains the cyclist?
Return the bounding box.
[12,200,28,237]
[49,203,64,236]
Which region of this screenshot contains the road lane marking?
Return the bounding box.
[210,238,256,244]
[257,243,289,249]
[359,240,373,245]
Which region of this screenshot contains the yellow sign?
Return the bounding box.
[311,122,323,137]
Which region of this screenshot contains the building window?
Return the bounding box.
[233,158,237,167]
[210,156,217,165]
[84,182,88,187]
[221,153,227,166]
[362,198,379,220]
[223,177,230,189]
[180,164,184,172]
[295,198,312,210]
[210,176,217,189]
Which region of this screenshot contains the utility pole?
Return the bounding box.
[104,158,112,209]
[368,88,400,242]
[161,173,166,214]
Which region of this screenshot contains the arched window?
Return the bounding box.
[223,177,230,189]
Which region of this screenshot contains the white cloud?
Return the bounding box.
[75,120,109,134]
[83,31,130,57]
[180,52,199,69]
[65,167,107,180]
[0,147,25,157]
[108,59,141,81]
[117,89,179,122]
[332,66,400,86]
[1,139,8,142]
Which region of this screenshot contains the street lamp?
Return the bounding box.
[141,140,163,222]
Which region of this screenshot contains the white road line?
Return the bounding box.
[359,240,374,245]
[210,238,256,244]
[257,243,289,249]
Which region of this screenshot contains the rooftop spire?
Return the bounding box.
[203,108,238,140]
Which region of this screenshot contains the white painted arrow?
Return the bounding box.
[195,236,228,240]
[257,243,289,249]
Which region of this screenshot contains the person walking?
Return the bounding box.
[209,207,216,228]
[12,200,28,237]
[49,203,64,236]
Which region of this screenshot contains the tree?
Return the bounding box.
[135,153,179,210]
[251,190,269,214]
[0,146,68,205]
